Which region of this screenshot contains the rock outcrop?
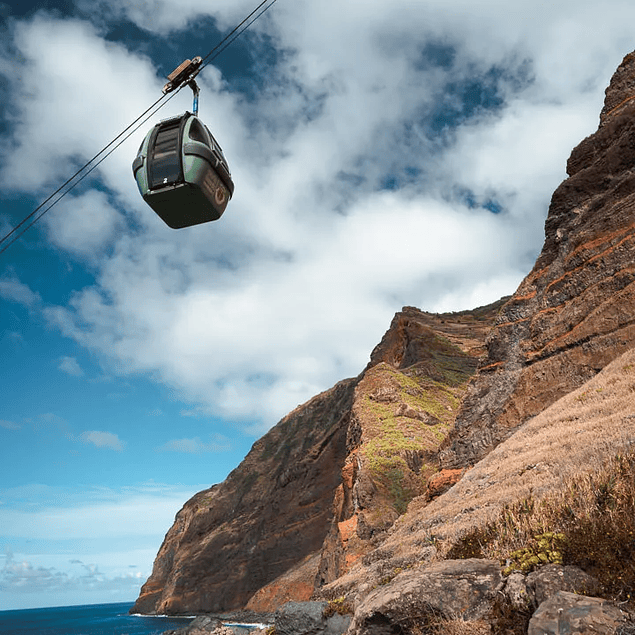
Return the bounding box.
[133,304,504,615]
[347,559,503,635]
[441,52,635,468]
[527,591,632,635]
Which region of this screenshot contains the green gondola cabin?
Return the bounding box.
[132,112,235,229]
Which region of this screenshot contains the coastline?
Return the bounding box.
[157,610,275,635]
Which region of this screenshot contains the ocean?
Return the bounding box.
[0,602,194,635]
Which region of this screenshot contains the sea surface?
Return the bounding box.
[0,602,194,635]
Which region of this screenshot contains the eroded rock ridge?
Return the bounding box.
[441,51,635,468]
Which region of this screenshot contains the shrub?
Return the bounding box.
[323,596,353,617]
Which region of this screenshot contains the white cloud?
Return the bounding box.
[2,1,634,435]
[0,275,41,307]
[44,191,125,258]
[157,435,231,453]
[0,14,162,214]
[81,430,125,451]
[58,356,84,377]
[0,419,20,430]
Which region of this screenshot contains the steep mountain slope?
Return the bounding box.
[132,376,356,614]
[440,51,635,469]
[131,303,504,615]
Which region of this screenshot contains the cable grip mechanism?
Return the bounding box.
[162,57,203,95]
[163,56,203,117]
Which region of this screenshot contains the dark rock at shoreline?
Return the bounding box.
[274,601,351,635]
[162,613,274,635]
[162,615,222,635]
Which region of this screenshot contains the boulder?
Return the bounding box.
[526,564,600,606]
[502,572,532,611]
[426,469,463,499]
[163,615,222,635]
[348,559,502,635]
[500,564,601,614]
[527,591,633,635]
[274,601,352,635]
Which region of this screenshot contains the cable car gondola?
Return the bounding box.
[132,58,235,229]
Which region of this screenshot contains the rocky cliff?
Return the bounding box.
[131,303,504,615]
[440,51,635,468]
[137,51,635,632]
[308,50,635,632]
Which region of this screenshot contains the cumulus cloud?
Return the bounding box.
[44,191,125,258]
[81,430,125,451]
[57,356,84,377]
[0,15,160,196]
[2,0,632,435]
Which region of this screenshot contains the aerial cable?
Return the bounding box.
[0,0,279,256]
[0,92,169,253]
[0,89,184,256]
[200,0,279,67]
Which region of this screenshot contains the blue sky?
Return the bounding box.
[0,0,631,612]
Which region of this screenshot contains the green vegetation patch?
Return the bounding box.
[503,532,565,575]
[358,363,465,515]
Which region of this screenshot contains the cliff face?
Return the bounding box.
[440,52,635,468]
[132,377,356,614]
[135,51,635,622]
[132,303,503,615]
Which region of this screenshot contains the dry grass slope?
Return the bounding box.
[449,445,635,606]
[328,347,635,599]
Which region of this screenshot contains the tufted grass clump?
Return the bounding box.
[447,450,635,607]
[323,596,353,617]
